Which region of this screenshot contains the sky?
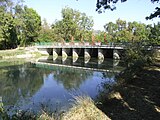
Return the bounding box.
[24,0,159,31]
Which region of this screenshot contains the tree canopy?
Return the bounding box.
[96,0,160,19]
[103,19,151,43]
[52,7,94,43]
[0,0,41,49]
[0,0,159,49]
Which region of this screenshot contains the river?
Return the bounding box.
[0,56,124,116]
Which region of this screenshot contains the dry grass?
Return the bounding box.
[62,96,110,120]
[38,111,55,120]
[39,96,110,120]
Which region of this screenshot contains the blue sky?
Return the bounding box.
[24,0,159,30]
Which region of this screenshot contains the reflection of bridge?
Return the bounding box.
[31,55,124,73]
[32,61,122,73]
[35,43,126,61]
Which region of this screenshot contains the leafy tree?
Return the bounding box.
[104,21,118,42]
[96,0,160,19]
[114,19,131,42]
[56,7,80,41]
[0,0,41,49]
[116,19,126,31]
[77,13,94,42]
[0,1,18,49]
[52,20,66,42]
[20,6,41,46]
[52,7,93,43]
[148,22,160,45]
[104,19,150,43]
[115,29,133,42]
[38,19,55,42]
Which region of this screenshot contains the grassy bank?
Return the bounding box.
[0,47,42,59]
[0,49,26,58]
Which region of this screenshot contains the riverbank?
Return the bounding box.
[97,64,160,120]
[39,96,110,120]
[0,48,160,120]
[0,47,42,60]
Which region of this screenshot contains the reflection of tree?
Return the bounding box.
[54,68,93,90]
[0,63,46,106]
[102,72,115,79]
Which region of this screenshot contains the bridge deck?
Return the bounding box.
[35,45,125,49]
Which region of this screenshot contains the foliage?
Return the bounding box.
[117,42,155,83]
[0,1,18,49]
[0,0,41,49]
[52,7,94,42]
[38,19,55,42]
[95,31,106,43]
[96,0,160,19]
[148,22,160,45]
[20,6,41,46]
[125,42,154,67]
[104,19,151,43]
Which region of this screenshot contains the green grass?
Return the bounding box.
[0,49,26,58]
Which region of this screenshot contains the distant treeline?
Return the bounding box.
[0,0,159,50]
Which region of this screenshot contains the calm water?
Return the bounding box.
[0,57,124,115]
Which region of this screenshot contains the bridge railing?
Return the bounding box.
[34,42,130,48]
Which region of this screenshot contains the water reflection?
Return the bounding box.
[0,58,124,115]
[0,63,44,106]
[38,56,123,72]
[53,68,92,90]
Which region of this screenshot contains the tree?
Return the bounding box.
[38,19,55,42]
[52,7,93,42]
[104,21,118,42]
[103,19,150,43]
[96,0,160,19]
[77,13,94,42]
[20,6,41,45]
[148,22,160,45]
[0,0,41,49]
[0,0,18,49]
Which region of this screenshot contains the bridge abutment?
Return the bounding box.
[85,48,98,63]
[85,48,98,58]
[62,48,72,61]
[53,48,62,60]
[38,48,53,55]
[113,49,125,60]
[113,50,120,60]
[98,48,113,59]
[73,48,84,62]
